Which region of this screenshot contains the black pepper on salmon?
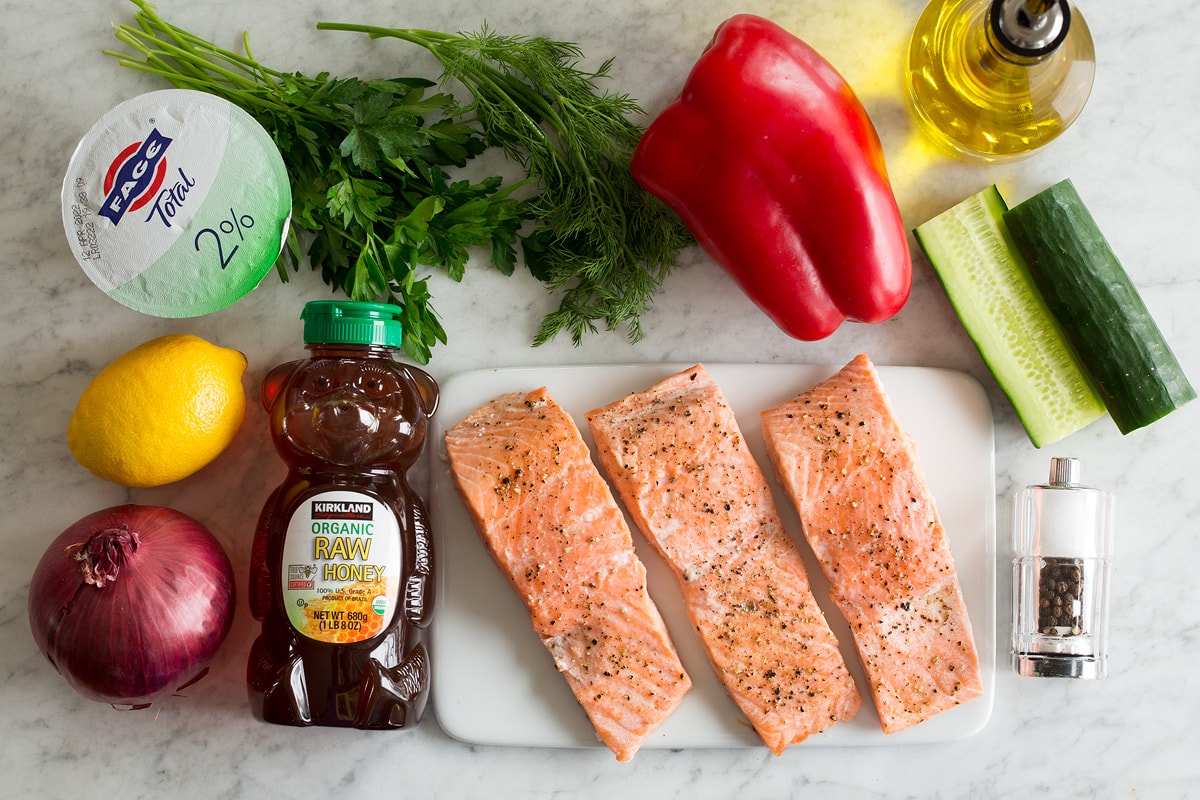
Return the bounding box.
[444,387,691,762]
[586,364,861,755]
[761,354,984,734]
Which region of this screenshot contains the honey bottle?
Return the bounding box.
[248,301,439,727]
[905,0,1095,161]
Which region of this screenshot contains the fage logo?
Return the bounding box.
[98,128,173,225]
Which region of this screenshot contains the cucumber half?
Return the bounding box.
[915,186,1106,447]
[1005,179,1195,435]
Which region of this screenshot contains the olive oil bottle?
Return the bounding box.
[905,0,1095,161]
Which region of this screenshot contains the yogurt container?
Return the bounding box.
[61,89,291,317]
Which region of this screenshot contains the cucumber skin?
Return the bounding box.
[1005,179,1195,435]
[915,185,1105,448]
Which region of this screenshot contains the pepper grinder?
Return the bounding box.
[904,0,1096,161]
[1012,457,1114,678]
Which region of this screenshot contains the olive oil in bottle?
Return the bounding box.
[904,0,1095,161]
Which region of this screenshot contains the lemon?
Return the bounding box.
[67,334,248,488]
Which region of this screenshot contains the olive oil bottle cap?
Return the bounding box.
[990,0,1070,58]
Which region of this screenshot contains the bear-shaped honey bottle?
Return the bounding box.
[248,301,439,728]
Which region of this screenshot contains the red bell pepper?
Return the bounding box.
[631,14,911,340]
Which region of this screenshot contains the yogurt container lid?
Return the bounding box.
[61,89,292,317]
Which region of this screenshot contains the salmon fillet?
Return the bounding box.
[444,387,691,761]
[586,365,861,755]
[760,354,984,734]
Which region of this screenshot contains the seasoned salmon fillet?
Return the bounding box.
[444,387,691,761]
[586,365,861,755]
[760,354,984,733]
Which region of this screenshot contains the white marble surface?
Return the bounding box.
[3,0,1197,797]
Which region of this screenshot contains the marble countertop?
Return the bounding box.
[4,0,1197,797]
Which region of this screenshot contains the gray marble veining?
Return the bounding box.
[3,0,1198,797]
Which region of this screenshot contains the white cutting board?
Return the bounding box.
[427,363,996,751]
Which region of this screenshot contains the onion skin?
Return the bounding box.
[28,505,236,708]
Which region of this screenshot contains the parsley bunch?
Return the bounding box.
[109,1,692,361]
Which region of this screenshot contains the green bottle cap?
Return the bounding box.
[300,300,404,347]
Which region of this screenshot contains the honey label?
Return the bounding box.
[281,490,401,643]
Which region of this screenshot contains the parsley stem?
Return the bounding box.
[109,21,292,115]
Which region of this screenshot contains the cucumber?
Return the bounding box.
[915,185,1106,447]
[1004,179,1195,434]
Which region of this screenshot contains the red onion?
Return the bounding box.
[28,504,236,709]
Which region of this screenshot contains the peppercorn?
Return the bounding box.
[1037,557,1084,635]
